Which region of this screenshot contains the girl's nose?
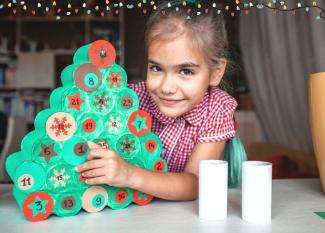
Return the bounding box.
[160,74,177,95]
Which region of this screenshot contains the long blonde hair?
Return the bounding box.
[145,1,229,72]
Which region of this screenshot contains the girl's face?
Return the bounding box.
[146,35,225,118]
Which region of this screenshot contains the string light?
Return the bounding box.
[0,1,322,21]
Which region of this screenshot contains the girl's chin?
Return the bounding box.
[158,106,186,118]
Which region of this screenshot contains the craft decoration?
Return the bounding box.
[5,39,167,222]
[1,1,324,20]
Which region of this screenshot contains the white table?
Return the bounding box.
[1,179,325,233]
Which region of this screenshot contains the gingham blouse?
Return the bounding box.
[129,82,237,172]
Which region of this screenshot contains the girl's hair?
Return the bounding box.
[145,0,229,72]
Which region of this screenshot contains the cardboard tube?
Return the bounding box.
[199,160,228,220]
[242,161,272,224]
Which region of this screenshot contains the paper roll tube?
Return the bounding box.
[309,72,325,193]
[199,160,228,220]
[242,161,272,224]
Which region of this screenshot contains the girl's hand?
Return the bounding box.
[75,141,135,187]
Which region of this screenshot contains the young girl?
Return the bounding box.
[76,1,245,201]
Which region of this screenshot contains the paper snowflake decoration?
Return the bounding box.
[50,117,72,137]
[107,71,124,88]
[93,92,110,111]
[107,115,123,134]
[119,137,136,155]
[49,169,70,189]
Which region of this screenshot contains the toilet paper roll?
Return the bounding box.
[199,160,228,220]
[242,161,272,224]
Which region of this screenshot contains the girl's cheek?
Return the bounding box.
[146,76,161,90]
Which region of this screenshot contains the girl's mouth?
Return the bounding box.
[159,97,183,106]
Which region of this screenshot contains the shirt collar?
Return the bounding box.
[148,91,209,127]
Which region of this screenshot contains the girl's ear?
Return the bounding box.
[209,58,227,86]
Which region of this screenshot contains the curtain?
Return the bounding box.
[239,6,325,153]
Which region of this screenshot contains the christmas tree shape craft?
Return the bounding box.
[5,40,168,222]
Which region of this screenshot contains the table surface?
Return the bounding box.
[1,179,325,233]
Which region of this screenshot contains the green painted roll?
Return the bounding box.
[102,111,128,136]
[94,133,115,151]
[13,186,54,222]
[21,130,44,154]
[73,43,91,64]
[60,64,80,87]
[75,112,103,140]
[34,109,56,132]
[116,133,141,161]
[49,86,70,111]
[46,163,75,192]
[13,161,46,193]
[53,192,82,217]
[12,185,27,210]
[116,88,139,114]
[106,186,132,210]
[103,63,128,91]
[89,87,115,115]
[63,87,89,115]
[32,137,62,165]
[140,132,163,158]
[146,157,168,174]
[62,136,89,166]
[5,151,30,181]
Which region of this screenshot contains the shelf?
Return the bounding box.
[0,87,18,92]
[0,87,52,92]
[0,8,125,121]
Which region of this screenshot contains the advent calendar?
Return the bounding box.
[5,40,167,221]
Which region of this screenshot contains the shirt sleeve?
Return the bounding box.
[197,94,237,143]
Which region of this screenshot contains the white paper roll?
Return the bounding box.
[242,161,272,224]
[199,160,228,220]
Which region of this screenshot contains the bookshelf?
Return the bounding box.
[0,11,125,125]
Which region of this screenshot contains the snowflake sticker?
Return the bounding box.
[46,112,76,141]
[48,168,71,189]
[106,71,124,89]
[106,115,124,134]
[116,134,140,159]
[93,92,110,111]
[119,137,136,155]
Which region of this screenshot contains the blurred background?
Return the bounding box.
[0,0,325,182]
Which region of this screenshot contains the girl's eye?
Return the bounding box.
[180,68,194,76]
[149,65,162,72]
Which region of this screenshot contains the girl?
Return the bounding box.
[76,0,245,201]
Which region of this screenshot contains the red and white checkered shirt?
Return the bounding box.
[129,82,237,172]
